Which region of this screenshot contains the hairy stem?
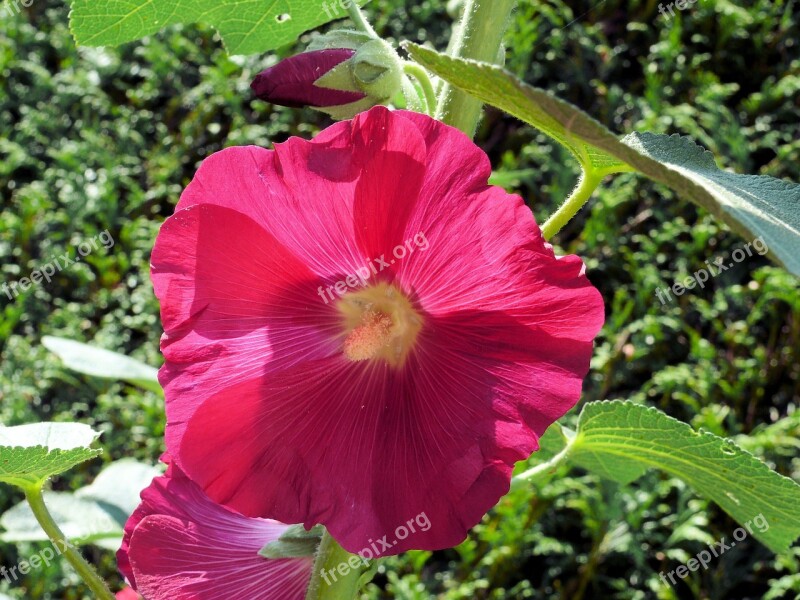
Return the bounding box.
[436,0,516,136]
[305,529,365,600]
[541,171,604,240]
[403,62,438,115]
[347,3,378,38]
[24,486,115,600]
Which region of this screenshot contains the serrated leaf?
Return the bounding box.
[404,44,800,275]
[68,0,368,55]
[0,423,102,490]
[571,401,800,554]
[1,460,161,550]
[43,336,163,395]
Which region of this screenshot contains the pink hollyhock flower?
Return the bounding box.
[152,106,604,556]
[117,458,313,600]
[116,588,141,600]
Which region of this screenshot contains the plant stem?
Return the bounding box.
[541,171,604,240]
[403,62,437,115]
[347,3,378,38]
[23,485,116,600]
[436,0,516,136]
[305,529,365,600]
[509,441,574,491]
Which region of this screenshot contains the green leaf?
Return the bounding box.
[1,460,161,550]
[0,423,102,490]
[570,401,800,554]
[43,336,163,395]
[260,523,324,559]
[1,493,123,549]
[68,0,369,55]
[403,42,630,176]
[403,44,800,276]
[622,132,800,275]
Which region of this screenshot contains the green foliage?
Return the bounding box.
[69,0,369,54]
[570,401,800,554]
[405,44,800,275]
[406,42,630,176]
[0,423,101,490]
[43,336,162,395]
[1,460,160,549]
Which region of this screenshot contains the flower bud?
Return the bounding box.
[251,32,404,120]
[250,49,366,109]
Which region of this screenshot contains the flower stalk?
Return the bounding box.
[306,529,365,600]
[435,0,516,137]
[24,485,116,600]
[541,171,605,240]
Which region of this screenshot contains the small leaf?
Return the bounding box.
[0,423,102,490]
[43,336,163,395]
[68,0,369,55]
[571,401,800,554]
[404,44,800,276]
[260,523,324,559]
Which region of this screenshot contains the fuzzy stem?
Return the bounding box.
[403,62,438,115]
[541,171,604,240]
[509,442,573,491]
[347,3,379,38]
[435,0,516,136]
[24,485,115,600]
[305,529,365,600]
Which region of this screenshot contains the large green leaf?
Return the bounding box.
[404,44,800,276]
[570,401,800,554]
[1,460,161,550]
[0,423,102,490]
[43,336,163,395]
[69,0,368,55]
[0,493,123,549]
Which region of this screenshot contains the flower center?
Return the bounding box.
[338,283,422,367]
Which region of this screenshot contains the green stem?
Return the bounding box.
[347,3,378,38]
[403,62,437,115]
[541,171,604,240]
[23,486,115,600]
[436,0,516,136]
[305,529,365,600]
[509,440,574,491]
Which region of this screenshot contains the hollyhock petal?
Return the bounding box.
[117,461,312,600]
[151,203,340,449]
[251,49,365,108]
[156,106,605,556]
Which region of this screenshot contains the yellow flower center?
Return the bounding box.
[338,283,422,367]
